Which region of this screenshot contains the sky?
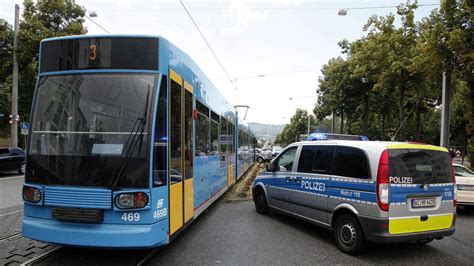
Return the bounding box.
[0,0,439,125]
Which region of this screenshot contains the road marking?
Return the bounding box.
[0,175,24,181]
[0,209,23,218]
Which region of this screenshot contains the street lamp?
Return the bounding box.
[89,11,98,18]
[338,9,347,16]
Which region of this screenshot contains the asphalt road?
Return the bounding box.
[147,200,474,265]
[3,172,473,265]
[0,173,24,211]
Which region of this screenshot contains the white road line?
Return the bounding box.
[0,209,23,218]
[0,175,24,181]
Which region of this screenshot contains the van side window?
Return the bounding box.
[332,146,369,179]
[274,147,297,172]
[297,145,335,174]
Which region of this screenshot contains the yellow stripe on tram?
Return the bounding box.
[388,143,448,152]
[184,177,194,223]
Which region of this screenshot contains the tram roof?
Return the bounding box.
[40,34,163,43]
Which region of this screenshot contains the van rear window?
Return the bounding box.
[388,149,453,184]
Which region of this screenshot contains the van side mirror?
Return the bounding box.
[266,163,277,172]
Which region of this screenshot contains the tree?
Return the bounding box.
[275,109,315,146]
[0,19,13,136]
[413,0,473,160]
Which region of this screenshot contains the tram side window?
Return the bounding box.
[196,101,209,156]
[238,129,246,161]
[229,122,235,157]
[210,111,219,155]
[220,116,227,164]
[153,76,167,187]
[184,89,193,180]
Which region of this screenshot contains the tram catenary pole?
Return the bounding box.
[10,4,19,148]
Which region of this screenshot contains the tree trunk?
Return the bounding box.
[340,110,344,134]
[416,101,421,141]
[399,85,405,141]
[469,79,474,169]
[363,94,369,135]
[382,114,385,140]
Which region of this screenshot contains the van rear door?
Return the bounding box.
[387,144,455,235]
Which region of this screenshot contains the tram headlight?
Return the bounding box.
[115,192,149,209]
[23,186,42,203]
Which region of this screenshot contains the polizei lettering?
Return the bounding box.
[301,180,325,192]
[389,176,413,184]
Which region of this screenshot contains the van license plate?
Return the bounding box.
[411,198,436,208]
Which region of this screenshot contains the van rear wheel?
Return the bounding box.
[254,189,269,214]
[334,214,366,255]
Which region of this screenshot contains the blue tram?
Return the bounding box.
[22,35,256,248]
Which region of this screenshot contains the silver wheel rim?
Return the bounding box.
[339,223,357,246]
[20,163,25,174]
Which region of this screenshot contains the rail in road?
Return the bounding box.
[22,246,160,265]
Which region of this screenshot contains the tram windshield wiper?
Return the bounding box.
[111,85,151,189]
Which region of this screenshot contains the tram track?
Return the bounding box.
[21,246,62,266]
[0,232,22,242]
[21,245,160,265]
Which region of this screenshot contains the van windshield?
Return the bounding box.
[388,149,453,184]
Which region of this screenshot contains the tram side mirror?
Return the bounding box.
[266,163,277,172]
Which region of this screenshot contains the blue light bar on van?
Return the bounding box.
[307,133,328,141]
[307,133,369,141]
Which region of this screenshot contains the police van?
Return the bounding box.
[252,138,456,254]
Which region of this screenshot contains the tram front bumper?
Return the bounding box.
[22,216,169,248]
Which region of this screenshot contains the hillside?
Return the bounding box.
[247,122,285,141]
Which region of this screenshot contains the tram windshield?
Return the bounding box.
[26,73,156,188]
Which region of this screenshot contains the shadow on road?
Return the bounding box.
[264,208,470,264]
[0,171,23,178]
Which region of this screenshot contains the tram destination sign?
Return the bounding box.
[39,37,159,73]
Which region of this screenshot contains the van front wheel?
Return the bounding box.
[334,214,366,255]
[254,189,269,214]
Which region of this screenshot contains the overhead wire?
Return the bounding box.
[179,0,236,90]
[230,68,320,80]
[85,15,110,34]
[97,3,439,13]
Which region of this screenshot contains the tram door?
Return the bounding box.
[169,69,194,235]
[227,118,233,186]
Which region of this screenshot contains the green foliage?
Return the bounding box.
[276,109,309,146]
[0,0,87,137]
[315,0,472,154]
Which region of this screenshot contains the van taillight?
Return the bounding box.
[377,150,389,212]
